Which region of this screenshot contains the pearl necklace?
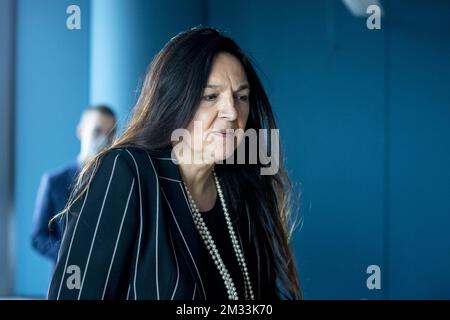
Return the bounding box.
[183,170,255,300]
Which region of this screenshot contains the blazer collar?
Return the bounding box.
[151,147,209,299]
[151,148,183,182]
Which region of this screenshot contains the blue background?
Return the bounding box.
[6,0,450,298]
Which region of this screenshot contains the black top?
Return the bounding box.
[199,195,246,300]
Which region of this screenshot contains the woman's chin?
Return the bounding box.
[211,149,236,164]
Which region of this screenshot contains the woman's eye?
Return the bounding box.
[237,95,249,102]
[202,94,218,101]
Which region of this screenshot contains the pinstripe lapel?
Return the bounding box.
[151,149,208,299]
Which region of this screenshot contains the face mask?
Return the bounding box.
[86,134,109,158]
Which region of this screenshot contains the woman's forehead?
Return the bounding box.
[207,54,249,89]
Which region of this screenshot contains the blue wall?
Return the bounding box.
[15,0,91,296]
[388,0,450,299]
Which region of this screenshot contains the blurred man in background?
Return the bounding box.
[31,105,117,266]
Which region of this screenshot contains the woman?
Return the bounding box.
[48,27,301,300]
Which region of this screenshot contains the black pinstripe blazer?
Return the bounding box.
[48,146,275,300]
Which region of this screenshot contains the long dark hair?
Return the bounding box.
[56,26,301,299]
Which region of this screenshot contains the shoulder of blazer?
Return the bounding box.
[101,146,159,180]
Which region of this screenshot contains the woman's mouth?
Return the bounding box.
[213,129,235,138]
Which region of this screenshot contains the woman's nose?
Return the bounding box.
[218,93,238,121]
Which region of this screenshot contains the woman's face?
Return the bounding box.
[184,52,250,164]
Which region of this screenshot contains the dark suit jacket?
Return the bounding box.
[48,146,274,300]
[32,159,80,263]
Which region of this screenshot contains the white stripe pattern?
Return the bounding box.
[51,149,222,300]
[55,184,91,299]
[192,283,197,300]
[101,178,135,299]
[168,225,180,300]
[125,150,144,300]
[77,154,120,299]
[178,182,208,299]
[146,154,160,300]
[126,285,131,300]
[161,187,207,300]
[159,176,181,183]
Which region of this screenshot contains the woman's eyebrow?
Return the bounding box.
[235,84,250,92]
[205,83,250,92]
